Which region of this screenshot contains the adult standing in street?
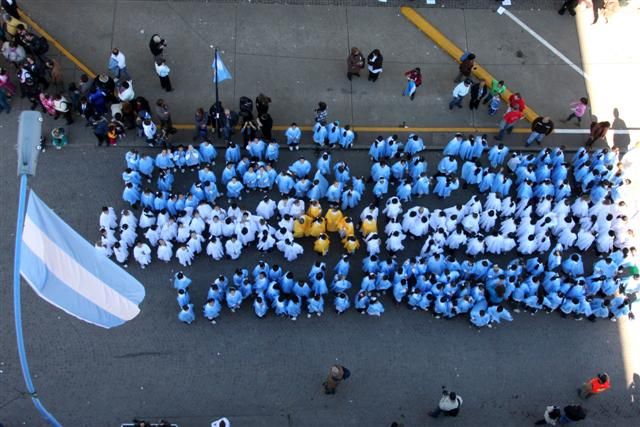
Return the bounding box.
[149,34,166,61]
[585,121,610,149]
[508,92,526,112]
[482,79,506,104]
[323,364,350,394]
[1,0,20,19]
[494,105,524,140]
[109,48,130,82]
[561,97,589,126]
[559,404,586,424]
[91,113,109,147]
[347,47,365,80]
[526,116,554,146]
[455,53,476,83]
[155,98,173,132]
[403,67,422,101]
[428,388,463,418]
[558,0,579,16]
[256,93,271,116]
[448,79,472,110]
[367,49,383,82]
[577,373,610,399]
[469,80,488,110]
[155,58,172,92]
[258,113,273,141]
[534,405,562,425]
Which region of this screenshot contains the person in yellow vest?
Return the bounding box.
[325,206,344,233]
[342,235,360,254]
[4,15,27,38]
[307,200,323,219]
[314,233,330,256]
[360,214,378,237]
[308,216,326,238]
[293,215,311,238]
[338,216,355,238]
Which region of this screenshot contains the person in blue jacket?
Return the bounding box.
[203,298,221,323]
[253,294,268,318]
[335,292,351,314]
[178,304,196,324]
[173,271,192,291]
[308,294,325,317]
[286,296,303,320]
[285,123,302,150]
[367,296,384,316]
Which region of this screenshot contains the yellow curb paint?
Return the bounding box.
[18,8,97,78]
[173,123,529,133]
[400,6,539,123]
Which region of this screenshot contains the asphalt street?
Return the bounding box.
[1,1,639,427]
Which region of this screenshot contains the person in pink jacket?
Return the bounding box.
[562,97,588,126]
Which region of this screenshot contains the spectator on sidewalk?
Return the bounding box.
[2,0,20,19]
[1,40,26,67]
[483,79,506,104]
[561,97,589,126]
[323,364,350,394]
[256,93,271,115]
[508,92,526,112]
[577,373,610,399]
[534,405,562,425]
[118,80,135,102]
[585,121,610,149]
[469,80,488,110]
[449,79,472,110]
[91,113,108,147]
[403,67,422,101]
[347,47,365,80]
[429,388,463,418]
[526,116,554,146]
[155,98,173,131]
[194,107,209,141]
[0,67,16,96]
[0,86,11,113]
[258,113,273,141]
[455,52,476,83]
[494,105,524,140]
[558,0,579,16]
[109,48,130,82]
[314,101,328,123]
[154,58,172,92]
[149,34,166,60]
[220,108,238,141]
[53,93,73,124]
[367,49,383,82]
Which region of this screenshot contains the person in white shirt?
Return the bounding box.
[206,236,224,260]
[118,80,135,102]
[133,242,152,268]
[157,239,173,262]
[449,79,472,109]
[109,48,130,81]
[225,235,243,260]
[154,58,172,92]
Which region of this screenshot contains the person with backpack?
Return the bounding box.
[323,364,350,394]
[429,387,463,417]
[403,67,422,101]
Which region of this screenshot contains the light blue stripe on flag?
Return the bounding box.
[212,52,232,83]
[20,192,145,329]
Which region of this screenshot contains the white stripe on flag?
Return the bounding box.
[22,216,140,321]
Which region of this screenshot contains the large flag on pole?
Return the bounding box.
[20,192,145,329]
[212,51,232,83]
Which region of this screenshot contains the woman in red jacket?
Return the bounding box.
[403,67,422,100]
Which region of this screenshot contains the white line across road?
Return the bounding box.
[553,128,639,134]
[497,6,590,80]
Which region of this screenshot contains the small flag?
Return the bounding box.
[212,51,232,83]
[20,192,145,329]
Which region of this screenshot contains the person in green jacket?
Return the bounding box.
[482,79,506,104]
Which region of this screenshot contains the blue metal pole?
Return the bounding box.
[13,174,62,426]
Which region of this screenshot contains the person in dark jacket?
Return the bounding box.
[403,67,422,100]
[367,49,383,82]
[526,116,554,146]
[469,80,488,110]
[455,53,476,83]
[149,34,166,60]
[586,121,610,149]
[258,113,273,141]
[256,93,271,115]
[91,113,109,146]
[558,0,579,16]
[347,47,365,80]
[559,404,586,424]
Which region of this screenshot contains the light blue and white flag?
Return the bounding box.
[20,192,145,329]
[212,51,232,83]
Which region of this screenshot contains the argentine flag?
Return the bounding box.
[212,51,232,83]
[20,192,145,329]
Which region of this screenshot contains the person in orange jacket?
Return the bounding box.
[578,373,610,399]
[494,105,524,141]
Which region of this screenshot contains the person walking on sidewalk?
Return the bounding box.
[347,47,365,80]
[526,116,554,146]
[585,121,610,149]
[155,58,172,92]
[149,34,166,61]
[367,49,383,82]
[469,80,488,110]
[429,387,463,418]
[558,0,579,16]
[561,97,588,126]
[403,67,422,101]
[109,48,130,82]
[577,373,610,399]
[482,79,506,104]
[455,53,476,83]
[534,405,562,425]
[314,101,328,123]
[559,404,586,424]
[323,364,350,394]
[449,79,472,110]
[494,105,524,140]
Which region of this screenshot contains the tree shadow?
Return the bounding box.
[612,107,631,152]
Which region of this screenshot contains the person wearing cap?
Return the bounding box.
[323,364,349,394]
[526,116,555,146]
[149,34,166,60]
[448,79,472,110]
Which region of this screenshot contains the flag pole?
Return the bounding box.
[13,111,62,426]
[214,47,221,138]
